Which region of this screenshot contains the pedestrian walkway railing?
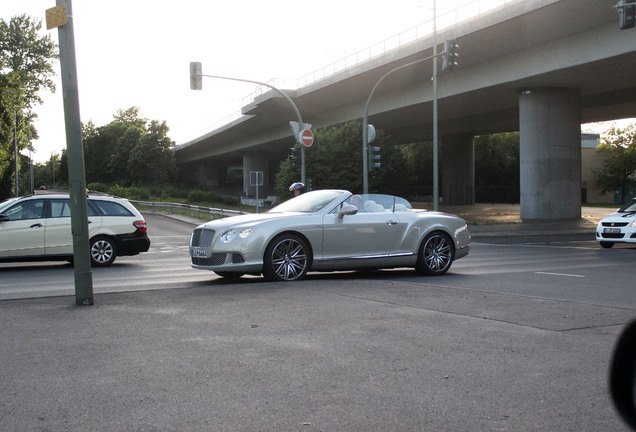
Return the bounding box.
[130,200,243,221]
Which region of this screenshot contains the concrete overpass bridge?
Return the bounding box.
[174,0,636,219]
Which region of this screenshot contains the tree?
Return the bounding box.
[594,124,636,203]
[0,14,58,198]
[474,132,520,202]
[274,121,408,200]
[82,107,177,186]
[128,120,177,185]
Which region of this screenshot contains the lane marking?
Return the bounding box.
[535,271,585,278]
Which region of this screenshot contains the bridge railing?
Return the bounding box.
[241,0,514,105]
[130,200,244,221]
[193,0,517,139]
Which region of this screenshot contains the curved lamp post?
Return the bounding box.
[362,53,438,195]
[190,63,307,184]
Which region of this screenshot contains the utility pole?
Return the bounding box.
[433,0,439,211]
[47,0,94,305]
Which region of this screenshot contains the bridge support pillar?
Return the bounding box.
[441,133,475,205]
[519,88,581,220]
[243,152,269,197]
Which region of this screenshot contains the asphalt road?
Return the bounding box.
[1,215,635,431]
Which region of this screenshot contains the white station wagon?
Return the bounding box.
[0,191,150,266]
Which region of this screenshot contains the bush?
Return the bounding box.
[87,182,110,194]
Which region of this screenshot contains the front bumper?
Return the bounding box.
[596,226,636,243]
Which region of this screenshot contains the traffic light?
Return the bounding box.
[190,62,202,90]
[619,0,636,29]
[290,147,301,171]
[368,146,381,171]
[442,39,459,72]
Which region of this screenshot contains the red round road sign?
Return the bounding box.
[299,129,314,147]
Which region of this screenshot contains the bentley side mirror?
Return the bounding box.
[338,204,358,218]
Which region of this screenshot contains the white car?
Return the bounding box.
[190,189,471,281]
[596,198,636,248]
[0,191,150,266]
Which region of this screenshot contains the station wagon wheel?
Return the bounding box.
[263,234,310,282]
[90,236,117,267]
[415,231,453,276]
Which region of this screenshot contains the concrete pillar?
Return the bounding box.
[243,152,269,197]
[441,133,475,205]
[519,88,581,220]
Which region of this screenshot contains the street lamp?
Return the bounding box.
[189,62,308,184]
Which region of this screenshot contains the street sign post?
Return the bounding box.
[250,171,264,213]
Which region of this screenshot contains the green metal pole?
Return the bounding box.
[56,0,94,305]
[362,54,438,194]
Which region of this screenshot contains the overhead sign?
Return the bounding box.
[299,129,314,147]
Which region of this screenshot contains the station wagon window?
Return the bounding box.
[90,199,133,216]
[50,199,97,218]
[2,199,45,221]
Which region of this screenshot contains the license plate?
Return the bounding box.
[191,249,208,258]
[604,228,621,234]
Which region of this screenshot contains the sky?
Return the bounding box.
[2,0,632,163]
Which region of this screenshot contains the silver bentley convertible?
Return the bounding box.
[189,189,470,281]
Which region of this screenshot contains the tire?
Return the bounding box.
[263,234,310,282]
[415,231,454,276]
[600,241,615,249]
[90,236,117,267]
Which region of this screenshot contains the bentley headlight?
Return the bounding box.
[239,228,253,239]
[220,229,237,243]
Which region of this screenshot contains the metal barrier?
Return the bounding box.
[130,200,244,221]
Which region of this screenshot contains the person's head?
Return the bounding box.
[289,182,305,196]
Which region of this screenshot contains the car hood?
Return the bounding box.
[601,211,636,222]
[197,212,307,230]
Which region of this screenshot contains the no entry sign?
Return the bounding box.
[299,129,314,147]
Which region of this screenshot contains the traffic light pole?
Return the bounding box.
[362,53,439,195]
[191,67,307,184]
[433,0,439,211]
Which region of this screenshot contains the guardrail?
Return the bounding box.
[130,200,244,221]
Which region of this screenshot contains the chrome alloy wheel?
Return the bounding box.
[266,236,309,281]
[90,237,116,266]
[416,232,453,276]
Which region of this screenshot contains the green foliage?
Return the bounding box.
[474,132,520,186]
[82,107,178,186]
[594,124,636,203]
[0,14,58,197]
[274,121,409,200]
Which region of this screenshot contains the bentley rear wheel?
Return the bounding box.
[415,231,454,276]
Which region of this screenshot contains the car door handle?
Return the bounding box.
[386,220,398,225]
[30,223,42,228]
